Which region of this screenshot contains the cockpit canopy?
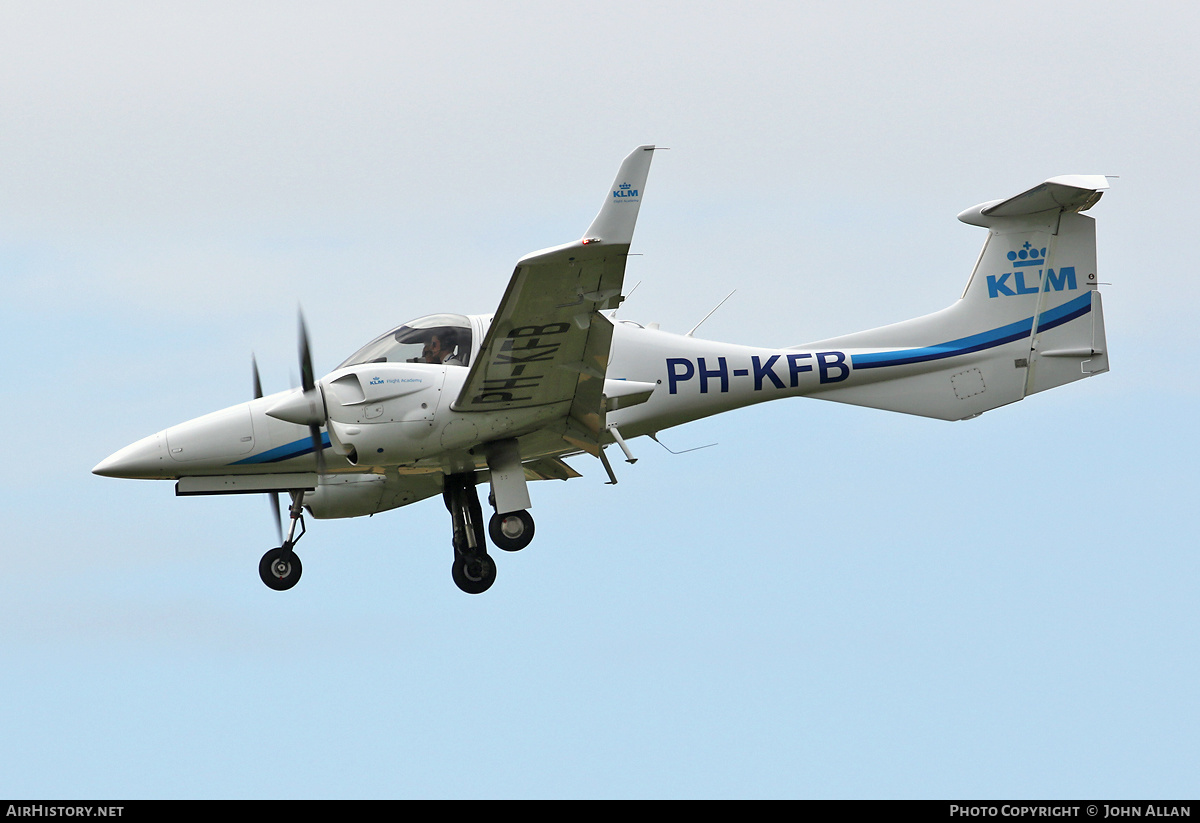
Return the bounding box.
[337,314,473,369]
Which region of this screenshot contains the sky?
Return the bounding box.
[1,0,1197,799]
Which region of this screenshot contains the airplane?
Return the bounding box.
[93,146,1111,594]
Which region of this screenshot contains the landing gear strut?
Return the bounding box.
[259,491,306,591]
[444,473,496,594]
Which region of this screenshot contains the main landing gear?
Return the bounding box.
[443,472,537,593]
[259,491,306,591]
[489,510,534,552]
[255,476,536,595]
[444,473,495,594]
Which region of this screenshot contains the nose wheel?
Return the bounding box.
[259,491,307,592]
[260,546,303,591]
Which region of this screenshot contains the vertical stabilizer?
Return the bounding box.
[800,175,1110,420]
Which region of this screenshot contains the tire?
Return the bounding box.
[451,552,496,594]
[259,547,303,591]
[488,510,535,552]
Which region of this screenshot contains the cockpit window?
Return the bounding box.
[336,313,473,369]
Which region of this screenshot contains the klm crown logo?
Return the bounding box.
[613,181,638,199]
[1008,241,1046,267]
[987,241,1077,298]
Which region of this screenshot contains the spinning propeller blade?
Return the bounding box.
[252,354,284,544]
[298,310,326,475]
[269,491,283,545]
[299,312,316,394]
[252,353,264,399]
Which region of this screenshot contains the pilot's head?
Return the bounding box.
[423,331,455,363]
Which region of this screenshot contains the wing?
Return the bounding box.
[452,145,658,448]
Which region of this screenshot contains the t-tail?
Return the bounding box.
[800,175,1110,421]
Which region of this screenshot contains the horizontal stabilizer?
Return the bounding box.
[959,175,1108,227]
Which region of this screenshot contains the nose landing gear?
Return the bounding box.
[258,491,307,592]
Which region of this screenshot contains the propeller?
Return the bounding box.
[253,353,284,546]
[252,353,265,401]
[297,311,326,476]
[258,312,330,545]
[263,313,329,467]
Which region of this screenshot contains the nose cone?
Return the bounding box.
[93,432,171,479]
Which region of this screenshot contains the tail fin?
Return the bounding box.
[802,175,1110,420]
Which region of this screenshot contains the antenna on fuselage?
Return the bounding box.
[685,289,736,337]
[649,433,717,455]
[610,280,642,318]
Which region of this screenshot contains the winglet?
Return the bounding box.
[583,145,657,245]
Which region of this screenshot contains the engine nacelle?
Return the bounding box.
[321,363,444,466]
[303,474,390,519]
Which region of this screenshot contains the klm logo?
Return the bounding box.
[987,242,1076,298]
[613,181,639,199]
[369,376,384,385]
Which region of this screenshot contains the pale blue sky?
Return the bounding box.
[1,1,1196,798]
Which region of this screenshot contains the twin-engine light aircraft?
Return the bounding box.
[94,146,1112,594]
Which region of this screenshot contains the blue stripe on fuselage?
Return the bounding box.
[231,432,332,465]
[1034,292,1093,333]
[851,293,1092,370]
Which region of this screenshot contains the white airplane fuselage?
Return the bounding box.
[92,318,856,484]
[96,279,1096,490]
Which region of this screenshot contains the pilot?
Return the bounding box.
[422,331,464,366]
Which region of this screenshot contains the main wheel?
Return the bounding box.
[452,552,496,594]
[259,547,303,591]
[488,510,535,552]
